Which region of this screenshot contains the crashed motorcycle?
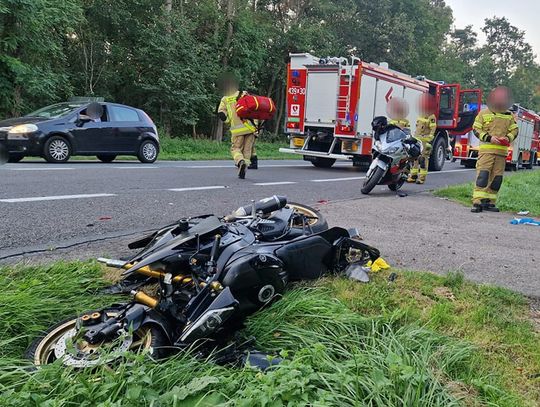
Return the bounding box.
[361,116,422,195]
[26,197,380,368]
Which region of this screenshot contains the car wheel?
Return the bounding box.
[97,154,117,163]
[138,140,158,163]
[428,136,446,171]
[8,153,24,163]
[44,136,71,163]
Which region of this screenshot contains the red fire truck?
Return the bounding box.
[280,53,482,171]
[453,104,540,170]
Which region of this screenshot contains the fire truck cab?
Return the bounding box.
[454,104,540,170]
[280,53,482,171]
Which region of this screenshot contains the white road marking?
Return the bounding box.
[168,186,226,192]
[8,167,75,171]
[113,166,158,169]
[0,193,116,203]
[253,181,297,186]
[174,163,349,169]
[430,168,475,174]
[311,176,366,182]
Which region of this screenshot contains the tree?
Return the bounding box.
[0,0,82,116]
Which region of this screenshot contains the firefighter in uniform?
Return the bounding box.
[471,87,518,212]
[408,94,437,184]
[217,75,256,179]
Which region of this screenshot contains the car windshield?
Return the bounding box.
[25,103,84,119]
[385,127,408,143]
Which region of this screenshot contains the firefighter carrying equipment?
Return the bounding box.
[236,95,276,121]
[389,118,410,130]
[471,108,518,206]
[472,108,518,156]
[408,114,436,183]
[218,91,257,136]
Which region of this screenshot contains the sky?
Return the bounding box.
[445,0,540,62]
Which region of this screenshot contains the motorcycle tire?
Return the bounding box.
[361,167,385,195]
[25,317,168,367]
[287,202,328,233]
[388,177,405,191]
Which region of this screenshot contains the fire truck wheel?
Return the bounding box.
[525,153,534,169]
[309,157,336,168]
[428,136,446,172]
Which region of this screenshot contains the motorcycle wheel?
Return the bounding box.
[287,202,328,233]
[388,177,405,191]
[25,317,168,367]
[361,167,385,195]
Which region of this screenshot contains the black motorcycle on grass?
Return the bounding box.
[26,196,380,368]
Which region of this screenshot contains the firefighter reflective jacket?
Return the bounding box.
[389,118,410,130]
[414,114,437,143]
[218,91,257,136]
[473,108,518,156]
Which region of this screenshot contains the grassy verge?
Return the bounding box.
[1,262,538,406]
[159,137,297,161]
[435,170,540,216]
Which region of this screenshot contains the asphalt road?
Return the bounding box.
[0,158,480,261]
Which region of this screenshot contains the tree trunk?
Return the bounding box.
[274,83,285,136]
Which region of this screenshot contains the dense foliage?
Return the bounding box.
[1,0,539,137]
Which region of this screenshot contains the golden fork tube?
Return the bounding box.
[124,263,189,284]
[133,291,158,308]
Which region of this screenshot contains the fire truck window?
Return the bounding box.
[535,120,540,133]
[438,88,456,120]
[459,92,479,113]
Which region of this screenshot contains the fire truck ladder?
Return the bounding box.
[336,57,360,128]
[336,61,353,126]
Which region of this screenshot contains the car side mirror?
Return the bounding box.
[76,113,91,127]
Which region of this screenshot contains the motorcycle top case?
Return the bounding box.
[235,95,276,120]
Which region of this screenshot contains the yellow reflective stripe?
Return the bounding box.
[473,190,497,199]
[479,144,508,151]
[410,169,419,175]
[508,124,518,130]
[254,97,259,110]
[419,170,428,175]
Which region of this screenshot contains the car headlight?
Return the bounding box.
[8,124,38,139]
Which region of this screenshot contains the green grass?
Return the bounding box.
[435,170,540,216]
[159,137,296,161]
[1,262,538,406]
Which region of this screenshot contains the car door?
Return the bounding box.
[70,104,114,153]
[108,105,143,153]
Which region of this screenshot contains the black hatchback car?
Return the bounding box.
[0,101,159,163]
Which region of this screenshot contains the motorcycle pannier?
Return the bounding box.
[235,95,276,120]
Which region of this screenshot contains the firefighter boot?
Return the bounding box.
[248,156,258,170]
[481,199,500,212]
[415,177,425,185]
[238,160,247,179]
[471,204,483,213]
[407,175,417,183]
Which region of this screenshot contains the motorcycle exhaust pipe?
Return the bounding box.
[230,195,288,218]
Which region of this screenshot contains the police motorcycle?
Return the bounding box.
[361,116,422,195]
[26,196,380,369]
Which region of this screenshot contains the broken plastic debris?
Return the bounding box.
[366,257,391,272]
[346,264,370,283]
[317,200,329,205]
[510,218,540,226]
[517,211,530,216]
[98,216,112,221]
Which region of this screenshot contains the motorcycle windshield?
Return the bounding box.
[384,128,408,143]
